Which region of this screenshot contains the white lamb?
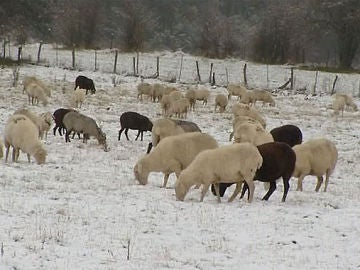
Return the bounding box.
[292,138,338,192]
[233,122,274,145]
[4,114,47,164]
[134,132,218,187]
[231,103,266,128]
[23,76,51,97]
[26,82,48,106]
[72,88,87,108]
[175,142,263,203]
[214,94,228,113]
[227,83,247,100]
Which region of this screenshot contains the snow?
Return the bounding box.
[0,45,360,269]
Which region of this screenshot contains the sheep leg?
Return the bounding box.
[245,179,255,203]
[315,176,323,192]
[324,171,330,192]
[262,181,277,201]
[124,128,130,140]
[162,173,170,188]
[296,176,305,191]
[200,184,210,202]
[135,130,141,141]
[53,125,58,136]
[5,145,10,162]
[26,153,31,163]
[213,183,221,203]
[65,129,71,142]
[228,182,243,202]
[118,128,124,140]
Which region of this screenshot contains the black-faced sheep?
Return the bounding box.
[270,124,303,147]
[4,114,47,164]
[74,75,96,95]
[211,142,296,202]
[175,142,263,203]
[134,132,218,187]
[118,111,153,141]
[292,138,338,192]
[63,111,107,150]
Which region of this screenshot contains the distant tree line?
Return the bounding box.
[1,0,360,69]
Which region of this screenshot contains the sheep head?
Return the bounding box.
[134,160,149,185]
[34,147,47,164]
[174,178,189,201]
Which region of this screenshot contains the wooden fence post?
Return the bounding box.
[196,61,201,82]
[113,49,118,73]
[211,72,216,86]
[17,45,22,64]
[156,56,159,78]
[2,39,6,58]
[209,63,213,83]
[133,57,136,75]
[290,67,294,90]
[331,75,338,95]
[312,70,319,95]
[178,55,183,82]
[243,63,248,87]
[94,50,98,71]
[37,41,43,64]
[225,67,229,86]
[136,52,139,75]
[72,45,75,69]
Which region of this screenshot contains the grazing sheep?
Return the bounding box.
[185,88,196,111]
[163,85,178,95]
[333,93,358,112]
[23,76,51,97]
[147,118,201,154]
[137,82,153,101]
[39,112,53,140]
[134,132,218,187]
[14,109,52,140]
[168,98,190,118]
[175,142,263,203]
[53,108,77,136]
[229,115,264,141]
[160,94,172,116]
[26,82,48,106]
[63,111,107,150]
[118,111,153,141]
[151,83,165,102]
[270,124,303,147]
[227,84,247,100]
[211,142,296,202]
[74,75,96,94]
[332,95,347,117]
[72,88,87,108]
[292,138,338,192]
[195,87,210,105]
[214,94,228,113]
[231,103,266,128]
[241,90,275,107]
[4,114,47,164]
[234,122,274,145]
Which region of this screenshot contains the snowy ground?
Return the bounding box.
[0,47,360,270]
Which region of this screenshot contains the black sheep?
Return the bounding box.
[74,75,96,95]
[211,142,296,202]
[118,111,153,141]
[53,108,75,136]
[270,124,302,147]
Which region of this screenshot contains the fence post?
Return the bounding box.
[178,55,183,82]
[17,45,22,64]
[243,63,248,87]
[136,52,139,75]
[113,49,118,73]
[225,67,229,86]
[156,56,159,78]
[2,39,6,59]
[209,63,213,83]
[290,67,294,90]
[196,60,201,82]
[72,45,76,69]
[331,75,338,95]
[55,43,58,66]
[37,41,43,64]
[94,49,98,71]
[133,57,136,75]
[211,72,216,86]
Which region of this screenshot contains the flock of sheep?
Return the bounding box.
[1,72,356,204]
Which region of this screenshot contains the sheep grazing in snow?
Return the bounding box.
[118,111,153,141]
[231,103,266,128]
[234,122,274,146]
[214,94,228,113]
[151,83,165,102]
[175,142,263,203]
[23,76,51,97]
[72,88,87,108]
[333,93,358,112]
[39,112,53,139]
[4,114,47,164]
[63,111,107,150]
[185,88,196,111]
[137,82,153,101]
[270,124,303,147]
[194,87,210,105]
[74,75,96,94]
[52,108,77,136]
[146,118,201,154]
[134,132,218,187]
[332,95,347,117]
[227,83,247,100]
[292,138,338,192]
[25,82,48,106]
[241,90,275,107]
[167,98,190,119]
[211,142,296,202]
[229,115,264,142]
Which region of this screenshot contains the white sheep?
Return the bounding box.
[160,94,172,116]
[231,103,266,128]
[4,114,47,164]
[23,76,51,97]
[168,98,190,118]
[134,132,218,187]
[151,83,165,102]
[229,115,264,141]
[194,87,210,105]
[72,88,87,108]
[185,88,196,111]
[25,82,48,106]
[151,118,186,147]
[137,82,153,101]
[163,85,178,95]
[292,138,338,192]
[233,122,274,145]
[214,94,228,113]
[241,90,275,107]
[227,83,247,100]
[332,93,357,116]
[175,142,263,203]
[333,93,358,112]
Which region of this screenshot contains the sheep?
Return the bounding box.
[72,88,87,108]
[168,98,190,118]
[146,118,201,154]
[214,94,228,113]
[292,138,338,192]
[333,93,358,112]
[163,85,178,95]
[26,82,48,106]
[53,108,77,136]
[231,103,266,128]
[241,90,275,107]
[194,87,210,105]
[211,142,296,202]
[229,115,264,141]
[234,122,274,145]
[74,75,96,94]
[160,94,172,116]
[134,132,218,187]
[175,142,263,203]
[137,82,153,101]
[118,111,153,141]
[4,114,47,164]
[63,111,107,150]
[227,83,247,100]
[185,88,196,111]
[14,109,52,140]
[23,76,51,97]
[332,95,347,117]
[151,83,165,102]
[270,124,303,147]
[39,112,53,140]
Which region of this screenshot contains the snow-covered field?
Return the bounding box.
[0,46,360,269]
